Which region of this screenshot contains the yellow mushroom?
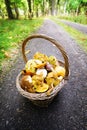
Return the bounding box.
[35,83,49,93]
[55,66,65,77]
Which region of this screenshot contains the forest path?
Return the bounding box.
[0,18,87,130]
[58,19,87,34]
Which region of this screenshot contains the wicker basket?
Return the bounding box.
[16,34,69,107]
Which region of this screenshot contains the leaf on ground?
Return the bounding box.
[79,37,87,41]
[1,49,11,58]
[25,50,31,54]
[11,50,18,54]
[4,51,11,58]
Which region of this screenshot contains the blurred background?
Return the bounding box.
[0,0,87,23]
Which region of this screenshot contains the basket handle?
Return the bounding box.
[22,34,69,79]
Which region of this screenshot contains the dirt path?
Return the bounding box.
[0,18,87,130]
[58,19,87,34]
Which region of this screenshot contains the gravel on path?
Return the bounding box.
[0,18,87,130]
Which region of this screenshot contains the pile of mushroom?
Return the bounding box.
[20,52,65,95]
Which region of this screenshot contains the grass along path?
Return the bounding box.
[51,17,87,53]
[0,18,44,72]
[57,15,87,25]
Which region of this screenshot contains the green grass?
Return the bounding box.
[0,18,44,71]
[51,17,87,52]
[57,14,87,25]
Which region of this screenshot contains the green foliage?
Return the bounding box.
[83,0,87,2]
[34,0,42,5]
[69,0,80,10]
[0,0,6,18]
[0,18,43,70]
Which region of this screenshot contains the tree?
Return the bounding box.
[11,0,21,19]
[4,0,14,19]
[40,0,45,16]
[12,2,19,19]
[51,0,57,15]
[11,0,27,19]
[48,0,60,16]
[80,0,87,15]
[21,0,28,19]
[27,0,33,19]
[0,0,5,18]
[65,0,87,15]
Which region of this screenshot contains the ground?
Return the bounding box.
[0,19,87,130]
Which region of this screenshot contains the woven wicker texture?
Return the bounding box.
[16,34,69,107]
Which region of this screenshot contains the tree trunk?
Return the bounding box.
[36,6,38,17]
[4,0,14,19]
[0,9,4,19]
[49,0,52,15]
[63,0,67,14]
[49,0,58,16]
[56,0,60,15]
[27,0,32,19]
[51,0,56,16]
[32,0,34,17]
[41,0,45,16]
[13,3,19,19]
